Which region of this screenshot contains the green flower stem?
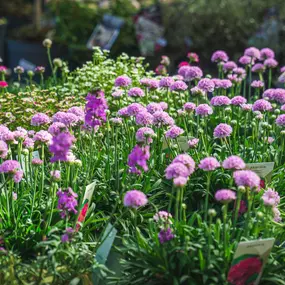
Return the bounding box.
[233,190,242,229]
[268,68,272,89]
[175,187,181,220]
[207,215,213,264]
[204,173,211,221]
[244,189,253,237]
[222,203,228,258]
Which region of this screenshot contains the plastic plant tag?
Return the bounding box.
[76,182,96,231]
[92,223,117,284]
[162,136,189,152]
[246,162,274,183]
[17,151,40,174]
[227,238,275,285]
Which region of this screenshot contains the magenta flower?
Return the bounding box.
[262,188,280,207]
[197,78,215,93]
[222,156,245,170]
[57,187,78,218]
[210,96,231,106]
[233,170,260,189]
[252,99,272,112]
[49,132,75,163]
[31,113,51,126]
[114,75,132,87]
[213,123,232,138]
[165,162,190,179]
[165,126,184,139]
[127,145,150,174]
[0,160,20,174]
[183,102,196,112]
[262,89,275,100]
[158,228,174,244]
[273,89,285,104]
[124,190,148,208]
[211,50,229,62]
[198,157,220,171]
[215,189,236,204]
[195,104,213,116]
[231,96,247,106]
[178,66,203,81]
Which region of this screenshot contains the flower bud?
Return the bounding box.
[230,120,237,126]
[225,107,232,114]
[27,70,34,77]
[198,128,204,134]
[53,58,63,68]
[43,38,52,48]
[281,130,285,136]
[22,148,29,156]
[256,211,264,219]
[208,209,217,217]
[274,109,280,115]
[238,186,246,193]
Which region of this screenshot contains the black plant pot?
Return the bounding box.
[0,23,7,62]
[6,39,66,76]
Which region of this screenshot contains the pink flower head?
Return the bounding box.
[173,176,188,187]
[34,130,52,145]
[281,105,285,111]
[210,96,231,106]
[276,114,285,127]
[127,103,146,116]
[114,75,132,87]
[273,207,282,222]
[262,89,275,100]
[188,138,199,148]
[191,86,206,97]
[147,79,160,90]
[136,127,155,145]
[198,157,220,171]
[172,154,195,175]
[51,170,61,181]
[231,96,247,105]
[159,102,168,110]
[124,190,148,208]
[262,188,280,207]
[23,137,34,149]
[195,104,213,116]
[48,122,67,136]
[31,113,51,126]
[213,123,232,138]
[183,102,196,112]
[215,189,236,204]
[128,87,145,97]
[211,50,229,63]
[0,160,20,174]
[264,58,278,68]
[153,211,172,223]
[251,80,264,89]
[159,77,174,88]
[147,103,163,114]
[178,66,203,82]
[112,90,124,98]
[260,48,275,60]
[13,170,23,183]
[252,63,265,73]
[222,156,246,170]
[197,78,215,93]
[153,111,174,126]
[127,145,150,174]
[170,80,188,91]
[233,170,260,189]
[187,52,199,62]
[280,66,285,73]
[214,79,232,89]
[32,158,43,165]
[165,162,190,179]
[252,99,272,112]
[239,55,253,65]
[233,67,246,78]
[278,73,285,84]
[244,47,260,59]
[223,61,237,72]
[117,107,129,117]
[0,81,8,88]
[165,126,184,139]
[273,88,285,104]
[57,187,78,218]
[135,111,154,126]
[241,103,252,111]
[0,140,8,159]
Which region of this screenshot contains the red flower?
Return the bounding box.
[260,179,265,189]
[0,81,8,88]
[76,202,89,231]
[227,256,262,285]
[178,61,189,68]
